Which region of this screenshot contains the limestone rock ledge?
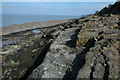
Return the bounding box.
[28,14,119,79]
[1,2,120,80]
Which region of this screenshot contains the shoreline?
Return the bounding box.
[1,1,120,79]
[1,14,119,79]
[1,19,75,35]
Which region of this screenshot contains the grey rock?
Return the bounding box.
[93,63,105,78]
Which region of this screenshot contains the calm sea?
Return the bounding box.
[2,14,81,27]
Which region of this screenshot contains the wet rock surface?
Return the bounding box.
[1,20,77,80]
[1,2,120,80]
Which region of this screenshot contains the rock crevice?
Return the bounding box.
[1,2,120,80]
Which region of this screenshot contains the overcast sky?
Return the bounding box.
[2,0,116,2]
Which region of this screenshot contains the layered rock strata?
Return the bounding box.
[1,2,120,80]
[28,14,119,79]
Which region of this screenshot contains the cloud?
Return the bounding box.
[2,0,116,2]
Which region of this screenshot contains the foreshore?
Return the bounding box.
[1,19,73,35]
[1,13,119,79]
[1,1,120,80]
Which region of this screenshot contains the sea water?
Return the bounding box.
[2,14,80,27]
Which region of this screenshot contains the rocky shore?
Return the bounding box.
[1,2,120,80]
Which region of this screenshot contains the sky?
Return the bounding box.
[2,2,114,16]
[1,0,116,2]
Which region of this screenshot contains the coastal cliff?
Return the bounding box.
[1,2,120,80]
[98,1,120,14]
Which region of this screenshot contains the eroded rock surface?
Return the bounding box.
[28,27,79,78]
[72,15,119,79]
[1,2,120,80]
[1,21,74,80]
[28,14,119,79]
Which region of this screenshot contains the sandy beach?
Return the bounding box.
[1,19,70,35]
